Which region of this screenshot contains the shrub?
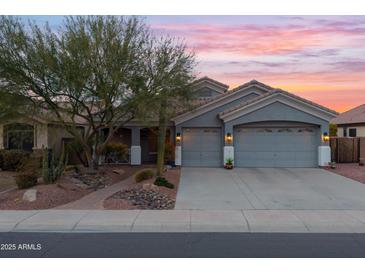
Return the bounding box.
[15,171,38,189]
[103,142,129,163]
[1,150,30,171]
[154,177,174,189]
[134,169,154,183]
[15,156,41,189]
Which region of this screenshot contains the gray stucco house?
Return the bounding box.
[0,77,338,168]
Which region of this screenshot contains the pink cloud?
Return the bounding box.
[150,18,365,112]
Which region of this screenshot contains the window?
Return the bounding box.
[349,128,357,137]
[343,128,347,137]
[4,123,34,151]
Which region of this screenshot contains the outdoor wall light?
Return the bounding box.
[176,132,181,143]
[225,133,233,144]
[322,132,330,142]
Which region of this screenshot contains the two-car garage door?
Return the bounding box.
[182,128,222,167]
[181,125,319,168]
[234,126,319,167]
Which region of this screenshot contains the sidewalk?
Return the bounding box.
[56,174,135,209]
[1,209,365,233]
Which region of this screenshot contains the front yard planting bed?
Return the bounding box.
[324,163,365,184]
[0,165,143,210]
[104,167,180,210]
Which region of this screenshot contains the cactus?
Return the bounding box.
[42,145,68,184]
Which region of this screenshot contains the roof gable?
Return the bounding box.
[194,76,229,89]
[173,80,272,125]
[219,89,338,122]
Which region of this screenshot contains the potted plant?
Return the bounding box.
[224,158,234,169]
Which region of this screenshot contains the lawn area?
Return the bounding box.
[324,163,365,184]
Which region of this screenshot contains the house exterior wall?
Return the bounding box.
[0,119,48,151]
[195,86,222,99]
[224,101,329,133]
[337,125,365,137]
[47,124,75,157]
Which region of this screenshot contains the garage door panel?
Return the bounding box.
[182,127,222,167]
[234,126,318,168]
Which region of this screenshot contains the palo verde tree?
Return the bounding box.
[140,37,196,176]
[0,16,150,168]
[0,90,33,122]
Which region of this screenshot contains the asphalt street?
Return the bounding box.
[1,232,365,257]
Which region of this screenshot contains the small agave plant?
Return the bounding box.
[224,158,234,169]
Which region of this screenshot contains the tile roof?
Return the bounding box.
[331,104,365,125]
[193,76,229,89]
[175,79,273,116]
[229,79,275,93]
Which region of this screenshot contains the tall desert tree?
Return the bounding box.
[0,16,149,168]
[0,91,33,122]
[140,37,196,176]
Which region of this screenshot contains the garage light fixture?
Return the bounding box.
[322,132,330,142]
[225,133,233,144]
[176,132,181,143]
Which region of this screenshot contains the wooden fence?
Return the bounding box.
[330,137,365,163]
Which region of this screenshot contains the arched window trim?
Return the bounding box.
[4,123,34,151]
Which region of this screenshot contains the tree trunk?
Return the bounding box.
[156,101,167,177]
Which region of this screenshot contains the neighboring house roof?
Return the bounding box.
[331,104,365,125]
[219,88,339,117]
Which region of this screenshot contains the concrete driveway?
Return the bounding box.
[175,167,365,210]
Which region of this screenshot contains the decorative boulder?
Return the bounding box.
[22,189,37,202]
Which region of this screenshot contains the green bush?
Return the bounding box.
[154,177,174,189]
[103,142,129,163]
[15,171,38,189]
[15,156,41,189]
[134,169,154,183]
[0,150,30,171]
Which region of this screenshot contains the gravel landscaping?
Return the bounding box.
[109,188,175,209]
[104,167,181,210]
[324,163,365,184]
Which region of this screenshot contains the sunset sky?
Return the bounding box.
[25,16,365,113]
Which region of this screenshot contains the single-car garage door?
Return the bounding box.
[182,127,222,167]
[234,125,319,167]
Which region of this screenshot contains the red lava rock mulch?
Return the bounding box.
[0,165,144,210]
[103,167,181,210]
[0,181,92,210]
[324,163,365,184]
